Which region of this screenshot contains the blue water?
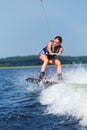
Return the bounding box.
[0,65,87,130]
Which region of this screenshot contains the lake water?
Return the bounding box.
[1,64,87,130]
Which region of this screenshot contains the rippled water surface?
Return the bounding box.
[1,65,87,130]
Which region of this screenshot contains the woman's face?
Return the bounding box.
[54,39,60,47]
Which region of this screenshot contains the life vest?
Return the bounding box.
[41,40,62,55]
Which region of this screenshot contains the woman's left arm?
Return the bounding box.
[58,47,64,55]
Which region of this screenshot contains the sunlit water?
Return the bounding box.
[0,64,87,130]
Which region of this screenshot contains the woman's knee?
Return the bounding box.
[40,55,49,64]
[44,59,49,64]
[55,60,61,66]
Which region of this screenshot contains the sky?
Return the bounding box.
[0,0,87,58]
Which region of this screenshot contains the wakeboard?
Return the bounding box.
[26,77,87,87]
[26,77,59,86]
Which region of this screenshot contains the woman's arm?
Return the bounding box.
[47,41,53,55]
[58,47,64,55]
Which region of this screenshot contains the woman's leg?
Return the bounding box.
[49,59,62,80]
[49,59,62,73]
[54,59,62,74]
[39,54,49,79]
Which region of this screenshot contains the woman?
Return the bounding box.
[39,36,64,80]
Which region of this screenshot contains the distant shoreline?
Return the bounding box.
[0,65,41,69]
[0,63,87,69]
[0,55,87,67]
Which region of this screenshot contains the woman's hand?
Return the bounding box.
[49,52,54,55]
[58,48,64,55]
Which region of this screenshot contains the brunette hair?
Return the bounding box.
[54,36,62,43]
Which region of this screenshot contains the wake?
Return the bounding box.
[39,64,87,127]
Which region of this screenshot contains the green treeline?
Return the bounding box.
[0,55,87,67]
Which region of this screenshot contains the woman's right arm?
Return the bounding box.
[47,41,53,55]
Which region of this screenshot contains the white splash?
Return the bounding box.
[64,64,87,84]
[39,64,87,127]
